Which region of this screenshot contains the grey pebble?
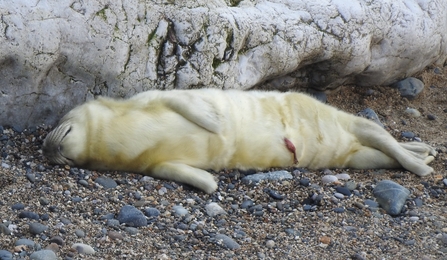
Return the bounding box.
[18,211,40,220]
[357,108,384,127]
[427,114,436,120]
[344,181,357,191]
[353,202,365,209]
[214,234,240,250]
[173,205,189,216]
[95,176,118,189]
[344,226,357,232]
[303,205,312,211]
[440,233,447,245]
[144,207,160,217]
[333,207,345,213]
[404,239,416,246]
[241,170,292,185]
[26,173,36,183]
[265,240,275,248]
[284,228,301,237]
[39,197,49,206]
[335,186,351,196]
[241,200,254,209]
[29,250,57,260]
[0,224,11,235]
[75,229,85,238]
[401,131,415,139]
[11,203,25,210]
[443,179,447,187]
[373,180,410,216]
[364,199,379,211]
[414,198,423,207]
[334,193,345,199]
[36,164,46,172]
[60,218,71,225]
[365,89,374,95]
[106,219,120,227]
[409,216,419,222]
[124,227,139,235]
[99,213,113,219]
[78,180,89,187]
[49,236,64,246]
[0,250,13,260]
[307,89,327,103]
[395,77,424,100]
[29,222,48,235]
[351,253,366,260]
[15,238,36,247]
[117,205,147,227]
[264,189,284,200]
[404,108,421,118]
[299,178,310,187]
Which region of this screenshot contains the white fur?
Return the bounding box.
[43,89,437,193]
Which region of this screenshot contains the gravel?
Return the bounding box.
[1,73,447,259]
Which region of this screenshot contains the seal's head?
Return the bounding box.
[43,105,89,166]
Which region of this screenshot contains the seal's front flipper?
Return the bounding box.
[162,93,222,134]
[149,162,218,194]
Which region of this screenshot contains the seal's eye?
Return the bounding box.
[62,126,72,139]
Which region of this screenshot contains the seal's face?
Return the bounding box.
[43,106,88,166]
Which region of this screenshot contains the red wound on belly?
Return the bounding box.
[284,137,298,164]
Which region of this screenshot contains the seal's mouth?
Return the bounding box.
[43,124,75,166]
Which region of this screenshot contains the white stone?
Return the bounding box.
[335,173,351,180]
[205,202,226,217]
[322,175,338,184]
[334,193,345,199]
[71,243,95,255]
[1,0,446,128]
[172,205,189,216]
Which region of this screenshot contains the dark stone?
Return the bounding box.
[264,189,284,200]
[11,203,25,210]
[303,205,312,211]
[364,199,379,211]
[299,178,310,187]
[95,176,118,189]
[401,131,415,138]
[333,207,345,213]
[28,222,48,235]
[427,114,436,120]
[117,205,147,227]
[0,224,11,235]
[307,89,327,103]
[373,180,410,216]
[49,236,65,246]
[335,186,352,196]
[414,198,423,207]
[214,234,240,250]
[241,200,254,209]
[357,108,383,127]
[394,77,424,100]
[0,250,13,260]
[144,207,160,217]
[18,211,40,220]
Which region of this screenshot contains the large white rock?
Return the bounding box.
[1,0,446,128]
